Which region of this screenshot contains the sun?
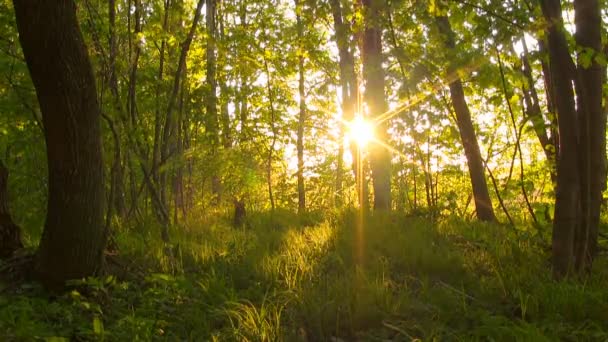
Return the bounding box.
[348,116,374,148]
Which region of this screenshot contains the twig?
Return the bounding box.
[382,321,418,340]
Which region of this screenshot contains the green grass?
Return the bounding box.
[1,209,607,341]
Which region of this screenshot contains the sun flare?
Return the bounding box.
[348,116,374,148]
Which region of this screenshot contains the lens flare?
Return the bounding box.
[349,116,374,148]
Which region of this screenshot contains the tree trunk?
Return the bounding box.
[295,0,306,213]
[0,160,22,259]
[573,0,604,272]
[107,0,126,218]
[540,0,581,277]
[435,15,496,222]
[361,0,391,210]
[13,0,106,288]
[520,38,556,181]
[153,0,171,194]
[158,0,204,224]
[263,51,277,210]
[127,0,141,127]
[330,0,366,208]
[205,0,222,202]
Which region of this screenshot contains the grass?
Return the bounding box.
[1,209,607,340]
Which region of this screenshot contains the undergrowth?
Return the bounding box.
[1,209,607,341]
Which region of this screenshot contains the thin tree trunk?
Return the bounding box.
[205,0,222,202]
[435,15,496,222]
[127,0,141,127]
[107,0,126,218]
[496,49,539,225]
[540,0,580,277]
[263,50,277,210]
[295,0,306,213]
[330,0,365,208]
[157,0,204,221]
[520,38,555,176]
[153,0,171,193]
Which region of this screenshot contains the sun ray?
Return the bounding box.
[348,116,374,148]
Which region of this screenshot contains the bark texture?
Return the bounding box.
[13,0,106,288]
[361,0,391,210]
[541,0,605,277]
[435,15,496,222]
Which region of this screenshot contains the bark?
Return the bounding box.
[295,0,306,213]
[233,198,246,228]
[161,0,204,167]
[13,0,106,288]
[540,0,581,277]
[159,0,204,215]
[0,160,22,259]
[361,0,391,210]
[107,0,126,218]
[330,0,366,208]
[205,0,222,201]
[263,49,277,210]
[218,6,232,150]
[538,39,560,161]
[435,15,496,222]
[573,0,604,271]
[238,3,249,142]
[127,0,142,126]
[152,0,171,192]
[520,38,555,177]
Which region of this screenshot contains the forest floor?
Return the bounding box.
[1,209,607,341]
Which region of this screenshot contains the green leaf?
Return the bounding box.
[93,315,104,335]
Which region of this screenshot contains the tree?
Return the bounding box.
[434,13,496,223]
[13,0,106,288]
[295,0,306,213]
[541,0,605,277]
[361,0,391,210]
[330,0,362,207]
[206,0,221,202]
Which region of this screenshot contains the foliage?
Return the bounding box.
[1,211,607,340]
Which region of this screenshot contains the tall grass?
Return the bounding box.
[1,209,607,340]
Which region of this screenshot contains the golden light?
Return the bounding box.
[348,116,374,148]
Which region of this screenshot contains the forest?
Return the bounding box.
[0,0,607,340]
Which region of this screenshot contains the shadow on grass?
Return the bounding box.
[1,209,608,340]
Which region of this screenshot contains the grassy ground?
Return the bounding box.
[1,209,607,341]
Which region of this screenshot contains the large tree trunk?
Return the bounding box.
[361,0,391,210]
[13,0,106,288]
[435,15,496,222]
[0,160,22,259]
